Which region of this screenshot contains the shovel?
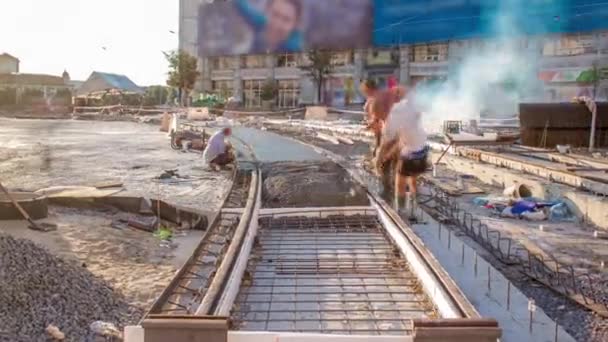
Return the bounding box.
[0,182,57,232]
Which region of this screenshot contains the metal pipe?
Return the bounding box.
[195,170,259,315]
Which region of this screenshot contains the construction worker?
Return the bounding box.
[203,127,235,171]
[368,83,406,198]
[375,88,429,220]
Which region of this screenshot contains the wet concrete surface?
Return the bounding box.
[231,126,325,162]
[0,118,232,213]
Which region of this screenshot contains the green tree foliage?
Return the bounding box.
[300,49,334,104]
[164,50,200,105]
[143,85,170,106]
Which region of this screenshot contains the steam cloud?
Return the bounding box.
[413,1,558,133]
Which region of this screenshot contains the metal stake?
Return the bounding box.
[528,299,536,334]
[487,266,491,293]
[474,252,478,277]
[438,223,442,240]
[506,282,511,311]
[554,319,559,342]
[448,230,452,250]
[461,243,465,266]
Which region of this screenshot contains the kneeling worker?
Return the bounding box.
[376,89,429,220]
[203,127,235,170]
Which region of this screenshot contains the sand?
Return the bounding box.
[0,204,202,312]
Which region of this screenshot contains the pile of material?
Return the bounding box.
[262,161,369,208]
[0,234,141,341]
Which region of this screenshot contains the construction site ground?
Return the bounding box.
[264,122,608,341]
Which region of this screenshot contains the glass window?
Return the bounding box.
[331,51,354,66]
[277,79,300,108]
[543,34,596,56]
[366,50,394,65]
[242,79,263,108]
[210,57,237,70]
[277,53,298,67]
[211,80,233,98]
[412,43,448,62]
[241,55,266,68]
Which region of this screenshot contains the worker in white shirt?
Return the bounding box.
[203,127,234,170]
[375,89,429,220]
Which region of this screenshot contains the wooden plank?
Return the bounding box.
[421,176,484,196]
[459,147,608,196]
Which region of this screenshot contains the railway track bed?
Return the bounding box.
[126,128,501,342]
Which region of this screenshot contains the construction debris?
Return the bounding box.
[45,324,65,340]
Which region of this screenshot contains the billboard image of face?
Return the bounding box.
[198,0,372,57]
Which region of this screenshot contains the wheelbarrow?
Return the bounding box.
[170,129,208,151]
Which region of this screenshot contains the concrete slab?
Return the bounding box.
[441,153,608,230]
[410,214,576,342]
[231,127,325,162]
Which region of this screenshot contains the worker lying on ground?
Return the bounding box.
[375,88,429,220]
[203,127,235,171]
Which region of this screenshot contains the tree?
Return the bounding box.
[143,85,170,106]
[164,50,200,106]
[300,49,334,104]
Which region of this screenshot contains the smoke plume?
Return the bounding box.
[413,1,564,133]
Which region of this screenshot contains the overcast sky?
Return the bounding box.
[1,0,179,86]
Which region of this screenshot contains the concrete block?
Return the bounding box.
[0,192,48,220]
[187,107,210,121]
[305,106,328,120]
[142,316,228,342]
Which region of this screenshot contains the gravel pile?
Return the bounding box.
[0,234,142,342]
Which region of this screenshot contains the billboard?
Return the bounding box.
[198,0,372,56]
[197,0,608,57]
[373,0,608,47]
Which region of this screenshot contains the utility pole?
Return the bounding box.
[590,35,603,152]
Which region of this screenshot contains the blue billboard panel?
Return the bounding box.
[373,0,608,47]
[198,0,372,56]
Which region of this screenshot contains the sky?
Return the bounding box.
[0,0,179,86]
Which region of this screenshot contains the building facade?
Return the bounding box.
[0,53,19,74]
[180,0,608,108]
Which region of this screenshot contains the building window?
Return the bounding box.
[241,55,266,68]
[412,43,448,62]
[242,79,263,108]
[210,57,237,70]
[543,34,596,56]
[277,53,298,67]
[331,51,354,66]
[277,80,299,108]
[366,49,394,66]
[212,80,233,98]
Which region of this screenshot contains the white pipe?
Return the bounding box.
[372,197,464,319]
[195,170,258,315]
[215,169,262,316]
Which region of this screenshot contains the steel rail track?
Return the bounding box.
[144,130,477,319]
[143,136,260,319]
[275,127,608,318]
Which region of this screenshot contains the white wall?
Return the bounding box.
[0,56,18,74]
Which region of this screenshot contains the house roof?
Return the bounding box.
[0,73,67,86]
[0,53,19,61]
[76,71,143,96]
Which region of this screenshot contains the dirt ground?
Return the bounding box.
[0,118,232,212]
[0,204,204,311]
[0,117,232,316]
